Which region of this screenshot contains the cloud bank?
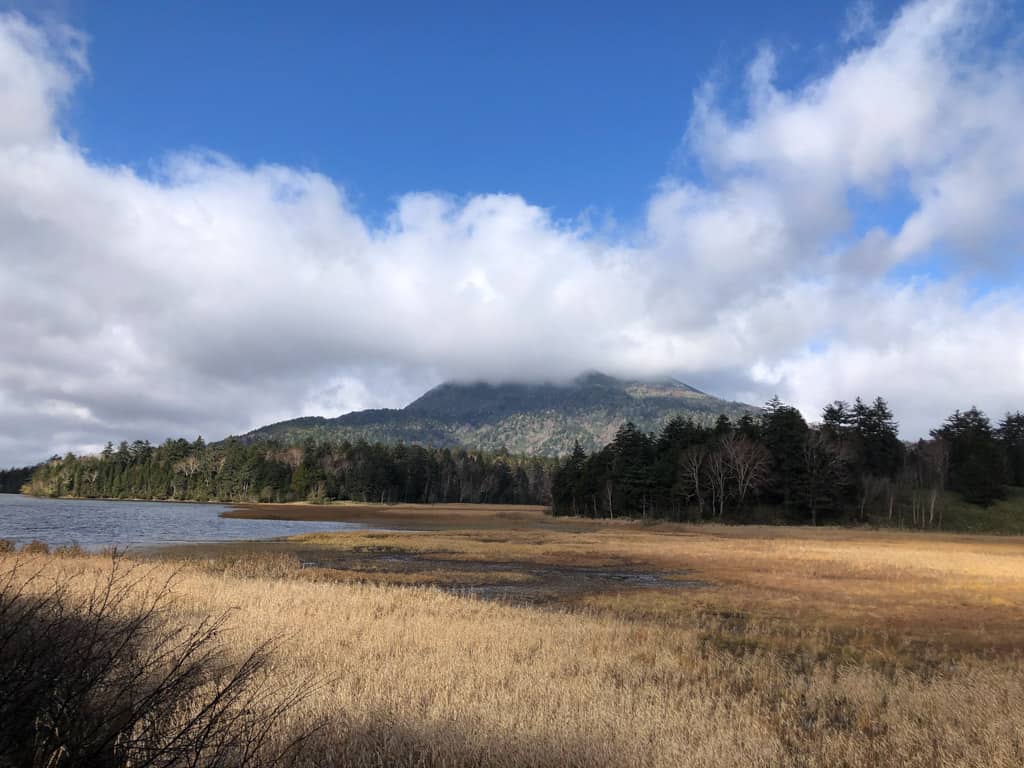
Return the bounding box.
[1,0,1022,464]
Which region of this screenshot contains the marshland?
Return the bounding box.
[4,502,1023,767]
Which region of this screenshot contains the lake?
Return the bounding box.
[0,494,364,551]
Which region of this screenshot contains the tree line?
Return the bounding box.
[551,397,1024,527]
[20,438,556,505]
[15,397,1024,527]
[0,465,36,494]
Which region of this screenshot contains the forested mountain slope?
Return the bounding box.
[239,372,759,455]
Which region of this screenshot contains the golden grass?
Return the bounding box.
[191,501,1024,650]
[9,511,1024,766]
[5,547,1023,767]
[261,520,1024,651]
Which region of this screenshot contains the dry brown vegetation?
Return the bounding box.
[215,503,1024,652]
[223,501,554,529]
[6,508,1024,766]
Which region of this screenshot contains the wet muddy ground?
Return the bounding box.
[292,549,708,605]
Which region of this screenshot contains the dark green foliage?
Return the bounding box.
[931,408,1006,506]
[609,423,656,518]
[760,397,810,507]
[0,465,38,493]
[999,412,1024,487]
[551,441,587,516]
[23,439,555,505]
[551,396,1023,527]
[736,413,761,441]
[17,384,1019,527]
[822,397,903,521]
[852,397,904,478]
[821,400,855,437]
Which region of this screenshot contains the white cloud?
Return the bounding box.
[0,14,86,146]
[0,0,1023,464]
[841,1,879,45]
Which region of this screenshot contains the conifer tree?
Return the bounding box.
[998,412,1024,487]
[932,408,1006,506]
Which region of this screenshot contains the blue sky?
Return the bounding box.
[58,0,904,226]
[0,0,1022,464]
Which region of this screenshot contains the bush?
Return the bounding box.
[21,539,49,554]
[0,556,313,767]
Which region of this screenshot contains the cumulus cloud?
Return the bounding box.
[0,0,1023,464]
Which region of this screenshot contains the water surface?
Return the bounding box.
[0,494,363,551]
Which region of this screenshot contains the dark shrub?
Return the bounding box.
[0,556,312,767]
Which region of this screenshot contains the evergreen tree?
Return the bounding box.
[736,413,761,441]
[932,408,1006,506]
[855,397,903,478]
[0,465,40,494]
[998,412,1024,487]
[610,422,654,517]
[821,400,854,440]
[21,437,555,506]
[761,396,809,509]
[17,392,1021,527]
[551,441,587,515]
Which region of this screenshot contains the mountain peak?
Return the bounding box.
[242,372,757,455]
[571,371,703,394]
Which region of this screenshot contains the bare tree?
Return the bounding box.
[704,449,729,519]
[857,474,888,522]
[919,439,951,528]
[677,446,707,518]
[174,454,201,478]
[721,435,771,513]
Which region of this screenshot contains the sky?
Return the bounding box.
[0,0,1022,465]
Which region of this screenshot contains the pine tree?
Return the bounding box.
[610,423,654,517]
[998,412,1024,487]
[932,408,1006,506]
[761,396,809,509]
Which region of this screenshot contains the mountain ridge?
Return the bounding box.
[238,372,759,456]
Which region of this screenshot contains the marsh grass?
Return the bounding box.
[164,519,1024,651]
[6,521,1024,767]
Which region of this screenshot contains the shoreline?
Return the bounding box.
[9,493,229,506]
[222,501,1024,544]
[9,493,1024,539]
[222,501,555,531]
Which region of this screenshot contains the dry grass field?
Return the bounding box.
[5,506,1024,766]
[222,502,1024,653]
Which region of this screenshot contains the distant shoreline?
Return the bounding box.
[13,493,229,506]
[222,501,552,530]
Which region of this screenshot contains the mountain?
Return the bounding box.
[237,372,759,456]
